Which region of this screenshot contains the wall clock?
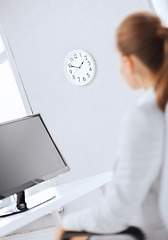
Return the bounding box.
[64,49,96,86]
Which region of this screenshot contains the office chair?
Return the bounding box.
[62,226,145,240]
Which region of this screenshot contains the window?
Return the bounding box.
[0,33,28,123]
[0,30,54,208]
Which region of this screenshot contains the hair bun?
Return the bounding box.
[157,26,168,39]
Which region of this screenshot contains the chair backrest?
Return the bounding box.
[159,104,168,228]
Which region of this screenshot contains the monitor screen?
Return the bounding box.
[0,114,69,199]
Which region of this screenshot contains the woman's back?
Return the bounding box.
[62,88,168,240]
[125,88,167,239]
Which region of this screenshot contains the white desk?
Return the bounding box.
[0,171,112,238]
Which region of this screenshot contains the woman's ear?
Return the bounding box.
[122,55,134,73]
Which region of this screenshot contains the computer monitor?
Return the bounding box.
[0,114,69,205]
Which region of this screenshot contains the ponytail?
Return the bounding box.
[155,27,168,112]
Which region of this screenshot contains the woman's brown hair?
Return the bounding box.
[116,12,168,112]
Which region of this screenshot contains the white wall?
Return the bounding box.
[0,0,152,237]
[0,0,147,183]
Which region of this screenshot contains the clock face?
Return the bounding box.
[64,50,96,86]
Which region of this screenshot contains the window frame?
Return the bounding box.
[0,23,32,116]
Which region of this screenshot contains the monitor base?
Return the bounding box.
[0,187,57,217]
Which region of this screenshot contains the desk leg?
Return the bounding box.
[51,209,62,225]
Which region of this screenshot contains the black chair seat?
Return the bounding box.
[62,226,145,240]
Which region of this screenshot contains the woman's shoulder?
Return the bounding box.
[137,88,164,122]
[125,88,164,134]
[137,88,162,113]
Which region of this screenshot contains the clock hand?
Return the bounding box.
[73,59,87,76]
[71,65,79,68]
[74,59,86,76]
[79,61,84,69]
[73,68,79,75]
[78,58,87,69]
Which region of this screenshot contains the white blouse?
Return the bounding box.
[62,88,168,239]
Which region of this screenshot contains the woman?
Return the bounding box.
[56,12,168,240]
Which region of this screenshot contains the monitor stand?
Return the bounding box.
[0,187,57,217]
[16,191,28,212]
